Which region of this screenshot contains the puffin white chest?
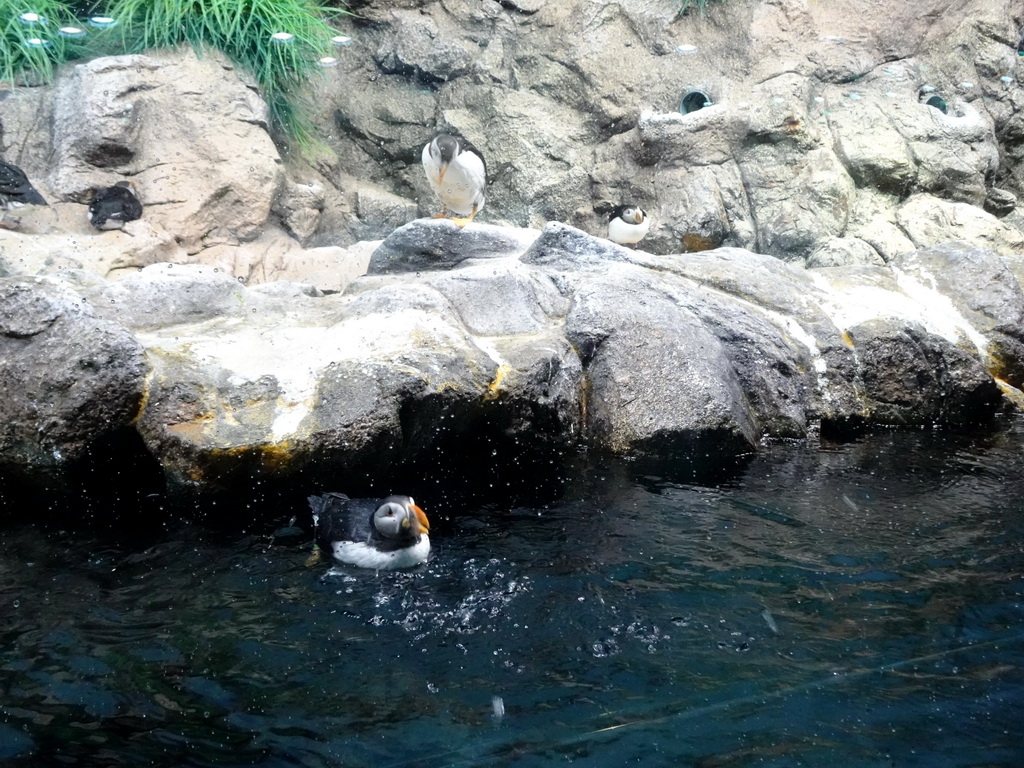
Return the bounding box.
[331,535,431,570]
[608,214,650,245]
[422,144,486,216]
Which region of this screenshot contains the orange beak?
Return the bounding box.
[411,504,430,534]
[437,162,448,185]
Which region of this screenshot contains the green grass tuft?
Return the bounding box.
[2,0,350,150]
[0,0,87,85]
[101,0,347,150]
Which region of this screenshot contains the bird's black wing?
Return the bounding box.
[307,493,376,550]
[0,161,46,205]
[0,162,30,195]
[456,136,488,180]
[120,189,144,220]
[90,186,143,223]
[608,204,631,223]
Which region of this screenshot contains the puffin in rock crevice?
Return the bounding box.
[607,204,650,246]
[88,180,143,230]
[308,492,431,570]
[422,133,487,228]
[0,160,48,230]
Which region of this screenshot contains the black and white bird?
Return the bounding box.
[308,492,431,570]
[422,133,486,228]
[88,180,143,230]
[0,160,47,229]
[607,205,650,246]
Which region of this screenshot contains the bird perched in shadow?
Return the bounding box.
[607,204,650,246]
[88,180,143,230]
[308,492,431,570]
[422,133,487,228]
[0,160,48,230]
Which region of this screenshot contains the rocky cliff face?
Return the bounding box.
[305,0,1024,260]
[0,0,1022,501]
[2,0,1022,271]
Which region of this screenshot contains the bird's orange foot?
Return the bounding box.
[450,206,479,229]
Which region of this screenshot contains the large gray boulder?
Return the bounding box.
[0,277,147,484]
[1,221,1021,497]
[566,266,761,454]
[49,51,283,253]
[847,318,1000,425]
[0,47,368,289]
[891,241,1024,387]
[367,219,541,274]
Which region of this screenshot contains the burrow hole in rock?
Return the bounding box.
[680,89,713,114]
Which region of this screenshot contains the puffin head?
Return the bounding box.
[620,206,645,225]
[427,134,461,184]
[373,496,430,541]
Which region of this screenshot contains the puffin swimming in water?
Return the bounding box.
[308,492,431,570]
[88,180,143,230]
[422,133,487,228]
[0,160,48,230]
[607,204,650,246]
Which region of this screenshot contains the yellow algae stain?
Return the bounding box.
[485,364,513,400]
[680,233,718,253]
[132,368,156,423]
[994,378,1024,410]
[305,548,323,567]
[167,421,212,442]
[841,331,855,348]
[985,351,1020,385]
[216,441,297,470]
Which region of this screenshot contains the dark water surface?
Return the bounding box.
[2,419,1023,767]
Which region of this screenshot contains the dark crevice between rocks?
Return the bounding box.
[85,144,135,169]
[497,0,540,16]
[149,394,578,532]
[332,110,423,167]
[618,435,756,488]
[819,413,869,440]
[374,56,449,90]
[0,427,169,534]
[395,393,576,514]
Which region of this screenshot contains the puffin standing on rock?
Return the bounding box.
[0,160,48,230]
[88,180,143,230]
[607,204,650,246]
[308,492,431,570]
[422,133,487,228]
